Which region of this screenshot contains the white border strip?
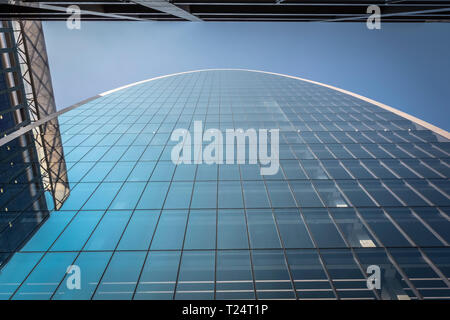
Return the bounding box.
[99,69,449,139]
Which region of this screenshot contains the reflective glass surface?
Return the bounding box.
[0,70,449,300]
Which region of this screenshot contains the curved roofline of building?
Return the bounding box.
[0,68,448,147]
[98,68,449,139]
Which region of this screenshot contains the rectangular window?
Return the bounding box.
[117,210,159,250]
[274,209,313,248]
[217,209,249,249]
[251,250,295,299]
[218,180,243,209]
[216,250,254,299]
[265,180,297,207]
[302,208,346,248]
[320,249,377,299]
[164,181,193,209]
[135,251,181,300]
[242,181,270,208]
[246,209,281,249]
[184,210,216,250]
[190,181,217,209]
[336,181,377,207]
[13,252,78,300]
[137,181,170,209]
[286,250,335,299]
[289,181,323,207]
[150,210,188,250]
[175,251,215,300]
[357,208,410,247]
[94,251,146,300]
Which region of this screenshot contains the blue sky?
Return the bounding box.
[43,21,450,131]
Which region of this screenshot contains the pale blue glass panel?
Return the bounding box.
[274,209,313,248]
[127,162,156,182]
[175,251,215,300]
[218,180,243,209]
[13,252,77,300]
[60,183,99,211]
[53,252,112,300]
[265,181,297,208]
[21,211,76,251]
[164,181,193,209]
[246,209,281,249]
[217,209,248,249]
[0,252,44,300]
[109,182,146,210]
[117,210,159,250]
[135,251,181,300]
[94,251,146,300]
[289,181,323,207]
[84,210,131,251]
[82,182,123,210]
[82,162,115,182]
[104,162,135,182]
[216,250,254,299]
[302,208,347,248]
[50,211,104,251]
[136,182,170,209]
[172,164,197,181]
[150,161,176,181]
[252,250,295,299]
[242,181,270,208]
[190,181,217,209]
[150,210,188,250]
[184,210,216,250]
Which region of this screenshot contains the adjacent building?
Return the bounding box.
[0,20,69,268]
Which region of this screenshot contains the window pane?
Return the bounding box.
[246,209,281,249]
[175,251,215,300]
[184,210,216,250]
[117,210,159,250]
[217,209,248,249]
[302,208,346,248]
[94,251,146,300]
[252,250,295,299]
[150,210,188,250]
[274,209,313,248]
[190,181,217,209]
[135,251,181,300]
[216,250,254,299]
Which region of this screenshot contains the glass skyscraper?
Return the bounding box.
[0,69,449,300]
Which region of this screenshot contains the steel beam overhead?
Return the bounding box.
[0,0,449,22]
[130,0,202,21]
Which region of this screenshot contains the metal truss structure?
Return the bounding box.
[1,0,450,22]
[0,20,69,211]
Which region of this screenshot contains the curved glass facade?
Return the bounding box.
[0,70,449,300]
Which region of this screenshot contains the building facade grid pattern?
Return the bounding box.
[0,70,449,300]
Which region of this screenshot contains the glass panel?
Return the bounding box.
[216,250,254,299]
[246,209,281,249]
[302,208,346,248]
[117,210,159,250]
[184,210,216,250]
[150,210,188,250]
[135,251,181,300]
[175,251,215,300]
[358,208,410,247]
[217,209,249,249]
[252,250,295,299]
[286,250,335,299]
[274,209,314,248]
[13,252,77,300]
[94,251,146,300]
